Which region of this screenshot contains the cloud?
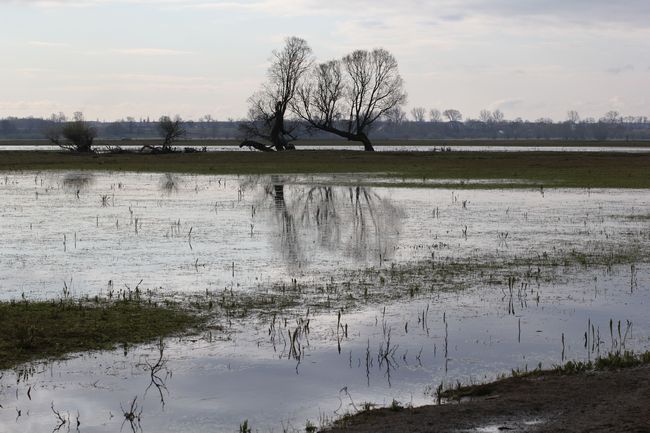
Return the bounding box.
[28,40,69,48]
[111,48,195,56]
[606,64,635,75]
[15,0,650,29]
[489,98,524,111]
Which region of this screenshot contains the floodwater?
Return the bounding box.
[0,172,649,432]
[1,144,650,153]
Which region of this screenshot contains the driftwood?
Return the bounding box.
[139,144,179,154]
[239,140,275,152]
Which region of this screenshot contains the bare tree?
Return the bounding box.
[602,110,620,123]
[240,37,313,151]
[479,109,493,123]
[385,107,407,125]
[156,115,186,152]
[443,109,462,122]
[492,109,504,122]
[410,107,426,122]
[295,48,407,151]
[429,108,441,122]
[46,112,97,152]
[567,110,580,123]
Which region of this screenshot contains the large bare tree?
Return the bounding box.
[240,37,313,151]
[295,48,407,151]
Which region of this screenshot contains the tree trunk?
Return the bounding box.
[358,133,375,152]
[311,124,375,151]
[270,102,295,151]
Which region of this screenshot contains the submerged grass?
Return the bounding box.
[0,297,203,370]
[0,233,646,371]
[1,150,650,188]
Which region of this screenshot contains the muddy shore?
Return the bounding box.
[324,365,650,432]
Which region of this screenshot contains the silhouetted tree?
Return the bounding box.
[443,109,462,122]
[567,110,580,123]
[295,48,407,151]
[240,37,313,151]
[157,115,186,151]
[46,112,97,152]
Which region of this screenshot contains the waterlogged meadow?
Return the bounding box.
[1,171,649,432]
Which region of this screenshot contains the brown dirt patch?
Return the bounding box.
[324,365,650,432]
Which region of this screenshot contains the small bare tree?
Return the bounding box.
[479,109,493,123]
[443,109,462,122]
[46,112,97,153]
[410,107,426,122]
[240,37,313,151]
[157,115,186,151]
[295,48,407,151]
[492,109,504,122]
[602,111,620,123]
[429,108,441,122]
[567,110,580,123]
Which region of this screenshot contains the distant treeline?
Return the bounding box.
[1,116,650,141]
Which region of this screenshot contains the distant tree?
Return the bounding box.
[603,111,620,123]
[49,112,67,123]
[479,109,493,123]
[443,109,462,122]
[45,112,97,152]
[0,119,17,135]
[295,48,407,151]
[410,107,426,122]
[385,107,407,125]
[492,109,504,122]
[156,115,186,151]
[567,110,580,123]
[240,36,313,151]
[429,108,441,122]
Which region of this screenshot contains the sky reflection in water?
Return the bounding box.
[0,172,649,432]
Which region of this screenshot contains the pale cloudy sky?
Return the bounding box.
[1,0,649,121]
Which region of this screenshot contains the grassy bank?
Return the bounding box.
[324,351,650,433]
[439,350,650,402]
[1,150,650,188]
[2,138,650,148]
[0,297,203,370]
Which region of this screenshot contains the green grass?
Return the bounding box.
[3,138,650,148]
[1,149,650,188]
[0,297,203,370]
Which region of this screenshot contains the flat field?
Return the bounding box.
[1,149,650,188]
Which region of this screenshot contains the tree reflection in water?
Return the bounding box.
[246,176,402,269]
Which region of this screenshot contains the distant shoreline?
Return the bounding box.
[1,138,650,148]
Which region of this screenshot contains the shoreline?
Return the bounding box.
[1,149,649,188]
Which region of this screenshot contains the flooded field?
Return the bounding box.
[1,172,649,432]
[2,144,650,153]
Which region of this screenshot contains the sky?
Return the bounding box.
[1,0,649,121]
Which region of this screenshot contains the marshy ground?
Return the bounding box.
[2,148,650,188]
[0,146,649,432]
